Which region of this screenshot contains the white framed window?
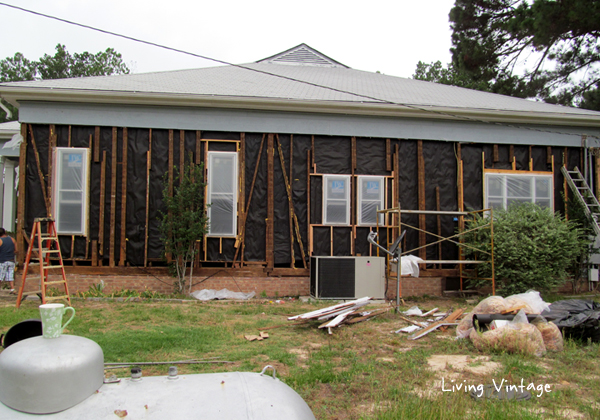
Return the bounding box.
[323,175,350,225]
[52,148,90,235]
[358,176,385,225]
[207,151,238,236]
[485,171,553,210]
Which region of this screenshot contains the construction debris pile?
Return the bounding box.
[288,297,392,334]
[395,307,465,340]
[457,291,563,356]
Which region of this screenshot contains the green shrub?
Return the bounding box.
[462,203,588,295]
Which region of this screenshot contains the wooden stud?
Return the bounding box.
[307,150,311,252]
[436,186,442,268]
[417,140,426,260]
[167,130,174,263]
[596,154,600,201]
[91,240,98,266]
[68,125,72,148]
[288,135,295,267]
[195,131,202,164]
[386,139,391,171]
[109,127,117,268]
[16,123,27,263]
[144,129,152,267]
[528,145,533,171]
[99,151,107,260]
[204,141,209,262]
[94,126,100,162]
[493,144,499,163]
[28,124,50,216]
[239,133,246,240]
[394,144,399,233]
[311,135,315,171]
[119,127,128,266]
[70,235,75,260]
[351,137,356,248]
[330,226,333,256]
[547,146,553,164]
[48,125,56,215]
[266,134,275,271]
[179,130,185,169]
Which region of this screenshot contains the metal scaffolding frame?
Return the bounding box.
[376,207,495,296]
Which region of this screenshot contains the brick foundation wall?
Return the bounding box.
[17,273,445,298]
[385,276,445,298]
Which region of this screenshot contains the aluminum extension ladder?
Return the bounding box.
[561,166,600,236]
[16,218,71,308]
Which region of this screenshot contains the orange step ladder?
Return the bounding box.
[16,218,71,308]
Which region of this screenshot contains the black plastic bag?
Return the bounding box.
[543,300,600,342]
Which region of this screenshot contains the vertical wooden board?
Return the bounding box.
[266,134,274,270]
[16,123,27,262]
[109,128,118,268]
[195,131,202,164]
[289,135,294,267]
[436,186,442,265]
[239,133,246,236]
[386,139,391,171]
[94,126,100,162]
[351,137,356,228]
[394,144,399,230]
[119,127,128,266]
[144,129,152,267]
[180,130,185,168]
[167,130,174,263]
[307,150,311,249]
[493,144,499,162]
[68,125,72,148]
[48,125,56,215]
[99,151,107,259]
[547,146,553,164]
[417,140,426,260]
[311,135,315,171]
[91,240,98,267]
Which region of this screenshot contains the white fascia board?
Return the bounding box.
[2,86,600,128]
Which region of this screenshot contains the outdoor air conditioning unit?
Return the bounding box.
[310,256,386,299]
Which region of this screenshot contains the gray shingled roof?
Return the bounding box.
[1,44,599,120]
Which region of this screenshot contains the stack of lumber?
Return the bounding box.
[288,297,390,334]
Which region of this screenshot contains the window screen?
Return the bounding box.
[207,152,238,236]
[485,172,553,210]
[358,176,384,225]
[53,148,89,234]
[323,175,350,225]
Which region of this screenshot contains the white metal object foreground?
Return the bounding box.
[0,367,316,420]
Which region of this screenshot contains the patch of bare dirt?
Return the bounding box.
[427,354,501,376]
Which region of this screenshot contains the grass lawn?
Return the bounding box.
[1,295,599,419]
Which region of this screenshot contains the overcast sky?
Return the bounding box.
[1,0,456,78]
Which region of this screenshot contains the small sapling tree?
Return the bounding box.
[159,158,208,294]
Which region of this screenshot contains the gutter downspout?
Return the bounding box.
[0,99,12,120]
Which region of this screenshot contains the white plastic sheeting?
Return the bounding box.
[207,152,237,236]
[191,288,256,301]
[358,176,384,225]
[323,175,350,225]
[485,172,553,210]
[54,148,89,234]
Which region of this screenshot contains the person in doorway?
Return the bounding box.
[0,228,17,293]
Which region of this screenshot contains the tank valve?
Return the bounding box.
[131,367,142,381]
[168,366,178,380]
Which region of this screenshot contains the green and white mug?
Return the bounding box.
[39,303,76,338]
